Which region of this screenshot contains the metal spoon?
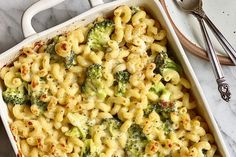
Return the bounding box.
[176,0,236,65]
[176,0,231,102]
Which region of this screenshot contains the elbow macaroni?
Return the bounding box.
[0,5,219,157]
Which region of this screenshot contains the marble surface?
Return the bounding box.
[0,0,235,156]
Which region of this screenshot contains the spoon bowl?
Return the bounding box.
[176,0,202,12]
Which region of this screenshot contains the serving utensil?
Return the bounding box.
[175,0,236,65]
[176,0,231,102]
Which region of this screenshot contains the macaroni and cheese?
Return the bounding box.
[0,6,218,157]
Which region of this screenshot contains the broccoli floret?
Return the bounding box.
[87,20,114,51]
[154,52,181,75]
[46,36,59,54]
[81,64,106,99]
[2,85,28,105]
[125,124,148,157]
[64,51,77,69]
[46,36,67,64]
[67,113,89,139]
[86,64,103,79]
[46,35,77,67]
[26,78,48,111]
[155,103,175,123]
[101,117,121,136]
[144,104,158,117]
[144,104,174,134]
[115,70,130,84]
[80,139,97,157]
[163,119,173,134]
[65,127,81,138]
[149,82,165,95]
[144,103,174,121]
[30,91,48,111]
[114,70,130,96]
[149,81,171,103]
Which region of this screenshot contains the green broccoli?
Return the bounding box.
[2,81,48,111]
[115,71,130,84]
[144,104,158,117]
[65,127,82,138]
[149,82,171,103]
[144,104,174,121]
[46,36,59,54]
[86,64,103,79]
[87,20,114,51]
[2,85,28,105]
[101,117,121,136]
[46,36,67,65]
[46,36,77,68]
[125,124,148,157]
[30,91,48,111]
[80,139,97,157]
[23,77,48,111]
[67,113,89,140]
[144,103,174,134]
[154,52,181,75]
[163,119,173,134]
[81,64,106,99]
[64,51,77,69]
[156,103,174,118]
[114,70,130,96]
[81,64,103,92]
[149,82,165,95]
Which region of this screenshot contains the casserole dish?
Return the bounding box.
[0,0,230,156]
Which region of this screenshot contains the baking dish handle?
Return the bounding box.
[22,0,104,38]
[22,0,65,38]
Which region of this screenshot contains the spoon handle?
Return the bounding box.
[197,18,231,102]
[203,15,236,65]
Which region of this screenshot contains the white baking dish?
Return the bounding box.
[0,0,230,156]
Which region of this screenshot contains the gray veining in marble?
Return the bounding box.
[0,0,236,157]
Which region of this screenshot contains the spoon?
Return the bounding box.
[176,0,236,65]
[176,0,231,102]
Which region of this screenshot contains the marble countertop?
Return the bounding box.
[0,0,235,156]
